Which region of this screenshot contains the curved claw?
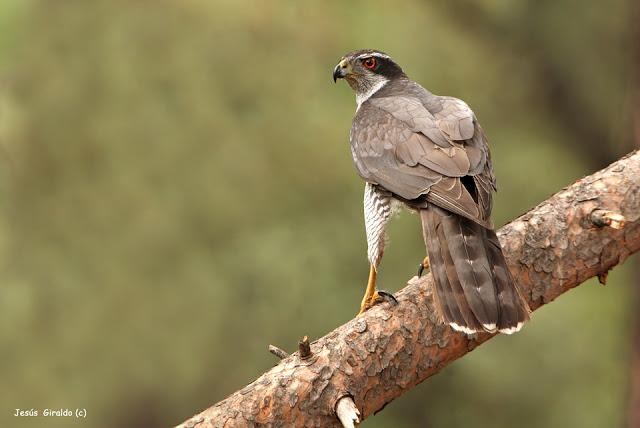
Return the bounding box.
[359,289,399,314]
[375,290,398,305]
[417,256,430,277]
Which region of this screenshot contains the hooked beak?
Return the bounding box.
[333,59,349,83]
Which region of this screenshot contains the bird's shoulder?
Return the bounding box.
[350,79,491,180]
[355,80,478,145]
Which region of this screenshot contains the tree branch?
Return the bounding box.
[177,151,640,428]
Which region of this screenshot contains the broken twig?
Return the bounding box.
[335,396,360,428]
[298,335,312,359]
[267,345,289,360]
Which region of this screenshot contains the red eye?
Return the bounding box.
[363,57,377,69]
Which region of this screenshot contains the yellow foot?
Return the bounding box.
[417,256,430,277]
[357,264,398,316]
[357,290,398,315]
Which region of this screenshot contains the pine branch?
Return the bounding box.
[177,151,640,428]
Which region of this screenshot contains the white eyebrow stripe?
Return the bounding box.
[355,52,390,60]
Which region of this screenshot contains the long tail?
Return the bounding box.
[420,205,530,334]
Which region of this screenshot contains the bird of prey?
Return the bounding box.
[333,49,530,334]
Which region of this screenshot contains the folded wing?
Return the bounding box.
[351,94,494,227]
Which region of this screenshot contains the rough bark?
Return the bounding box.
[627,8,640,425]
[178,151,640,428]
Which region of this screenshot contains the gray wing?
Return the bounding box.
[350,95,495,227]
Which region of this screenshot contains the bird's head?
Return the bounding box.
[333,49,406,97]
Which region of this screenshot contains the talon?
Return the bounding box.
[359,290,397,313]
[418,256,430,277]
[357,265,397,315]
[375,290,398,305]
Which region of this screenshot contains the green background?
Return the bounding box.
[0,1,635,427]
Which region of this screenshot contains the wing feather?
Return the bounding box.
[351,94,494,226]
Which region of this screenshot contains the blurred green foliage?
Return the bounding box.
[0,1,634,427]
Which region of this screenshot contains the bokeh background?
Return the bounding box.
[0,1,637,427]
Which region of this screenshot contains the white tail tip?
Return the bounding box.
[499,322,525,334]
[450,322,524,335]
[449,323,481,335]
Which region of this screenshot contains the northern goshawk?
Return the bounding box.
[333,49,529,334]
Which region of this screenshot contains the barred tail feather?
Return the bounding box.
[420,206,529,334]
[485,229,530,333]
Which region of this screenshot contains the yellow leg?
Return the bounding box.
[358,265,377,315]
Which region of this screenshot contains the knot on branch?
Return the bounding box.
[590,209,626,229]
